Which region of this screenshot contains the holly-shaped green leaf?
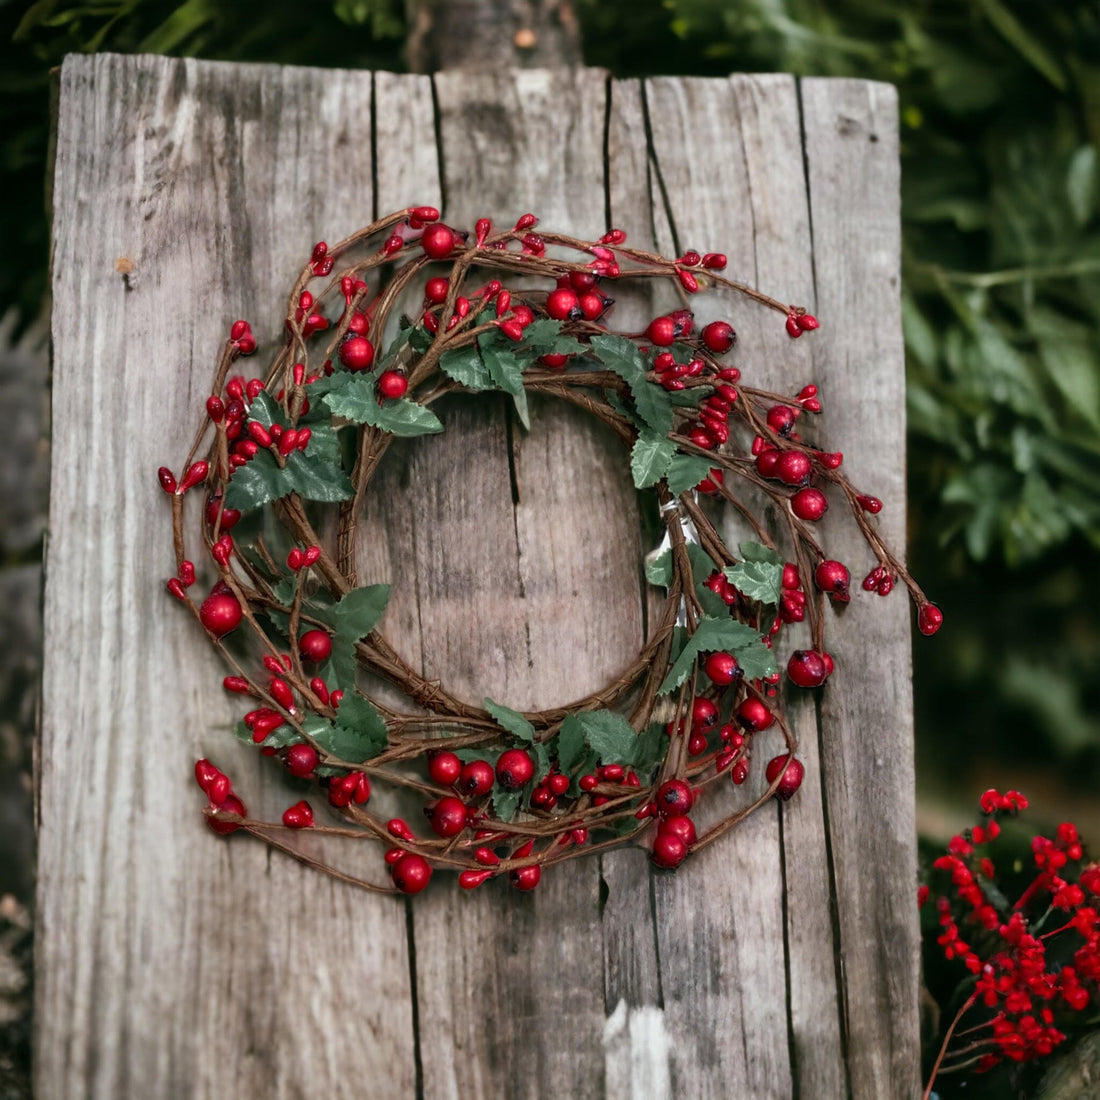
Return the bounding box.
[439,344,493,391]
[739,541,784,565]
[223,450,353,512]
[485,698,536,742]
[666,453,713,497]
[724,559,783,606]
[659,616,776,694]
[557,714,589,773]
[519,319,585,357]
[631,430,676,489]
[559,709,640,767]
[321,375,443,437]
[328,583,391,690]
[282,451,355,503]
[315,694,388,763]
[491,786,523,822]
[478,329,530,429]
[645,543,719,589]
[589,333,673,435]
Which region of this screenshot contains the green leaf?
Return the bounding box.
[556,714,588,773]
[520,319,585,356]
[478,329,530,429]
[630,431,675,489]
[975,0,1066,90]
[738,541,784,565]
[724,559,783,606]
[223,451,287,512]
[666,453,713,497]
[329,584,391,689]
[659,617,776,694]
[589,334,673,435]
[491,787,523,822]
[282,451,355,503]
[484,698,536,742]
[631,723,667,783]
[319,694,388,762]
[576,709,640,764]
[439,344,493,390]
[322,375,444,437]
[247,389,283,429]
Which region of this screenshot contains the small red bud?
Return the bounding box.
[157,467,177,494]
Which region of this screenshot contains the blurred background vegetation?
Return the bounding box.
[2,0,1097,1095]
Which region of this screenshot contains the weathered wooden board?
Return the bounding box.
[40,53,918,1098]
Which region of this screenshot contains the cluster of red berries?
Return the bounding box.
[921,790,1099,1088]
[162,206,934,896]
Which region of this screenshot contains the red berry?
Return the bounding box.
[207,794,247,835]
[392,854,432,894]
[787,650,830,688]
[701,320,736,353]
[548,773,570,796]
[766,405,798,436]
[298,629,332,662]
[651,833,687,869]
[424,276,449,304]
[688,733,709,755]
[791,487,828,521]
[857,494,883,514]
[736,698,774,731]
[765,755,805,800]
[282,800,314,828]
[496,749,535,790]
[377,370,408,400]
[545,287,580,320]
[538,353,569,369]
[459,759,495,798]
[428,751,462,786]
[691,697,719,731]
[796,313,819,332]
[285,743,319,778]
[338,335,375,371]
[199,591,242,637]
[782,563,801,590]
[704,651,742,686]
[785,315,803,338]
[657,815,697,847]
[421,224,457,259]
[814,560,851,603]
[918,603,944,636]
[655,779,694,818]
[775,450,813,487]
[755,449,780,478]
[426,796,468,838]
[195,759,223,794]
[511,864,542,891]
[645,316,676,346]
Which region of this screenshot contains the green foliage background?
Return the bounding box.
[3,1,1099,1092]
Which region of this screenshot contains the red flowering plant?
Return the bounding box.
[920,789,1100,1098]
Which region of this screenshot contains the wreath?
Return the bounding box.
[158,207,939,895]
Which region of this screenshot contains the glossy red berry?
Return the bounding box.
[704,651,742,686]
[791,487,828,521]
[814,560,851,603]
[424,276,449,304]
[655,779,694,818]
[691,697,719,731]
[776,451,813,487]
[918,603,944,636]
[338,335,375,371]
[796,313,820,332]
[298,629,332,662]
[427,751,463,786]
[787,650,830,688]
[546,287,580,320]
[782,563,801,590]
[701,320,736,353]
[199,591,242,637]
[459,759,495,798]
[766,405,798,436]
[511,864,542,891]
[426,796,468,838]
[657,815,697,847]
[645,316,676,346]
[765,755,805,800]
[377,369,408,400]
[282,800,314,828]
[285,743,319,778]
[736,698,774,731]
[496,749,535,790]
[421,224,457,259]
[651,832,688,869]
[392,854,432,894]
[207,794,247,835]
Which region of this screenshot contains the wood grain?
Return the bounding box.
[41,54,918,1098]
